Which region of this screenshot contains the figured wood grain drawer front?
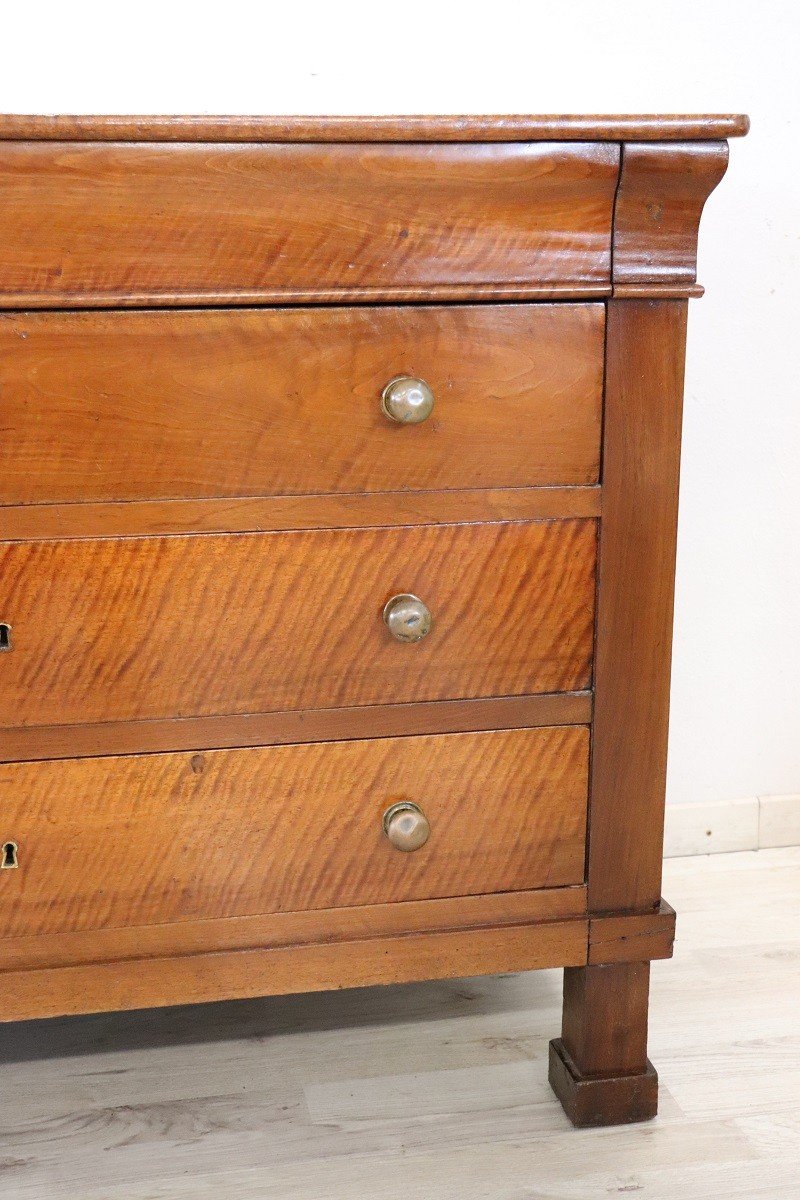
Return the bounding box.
[0,519,596,728]
[0,142,619,306]
[0,727,589,938]
[0,304,603,505]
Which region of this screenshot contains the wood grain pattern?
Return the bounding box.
[0,113,751,141]
[588,302,687,914]
[0,918,589,1024]
[0,519,596,728]
[0,726,590,939]
[549,300,688,1126]
[0,486,602,543]
[548,1038,658,1127]
[588,900,676,965]
[0,692,593,765]
[0,142,618,307]
[613,282,705,300]
[0,305,604,504]
[560,962,651,1077]
[0,283,613,305]
[612,142,730,291]
[0,113,747,1128]
[0,884,587,973]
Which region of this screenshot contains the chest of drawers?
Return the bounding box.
[0,112,747,1127]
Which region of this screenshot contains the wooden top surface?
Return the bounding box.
[0,113,750,142]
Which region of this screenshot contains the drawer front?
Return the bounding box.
[0,304,603,505]
[0,519,596,728]
[0,726,589,938]
[0,142,618,306]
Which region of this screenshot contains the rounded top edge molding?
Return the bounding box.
[0,114,750,143]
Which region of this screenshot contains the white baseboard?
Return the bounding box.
[663,793,800,857]
[664,796,758,857]
[758,793,800,849]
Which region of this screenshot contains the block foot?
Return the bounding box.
[548,1038,658,1127]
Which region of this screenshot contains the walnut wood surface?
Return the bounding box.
[0,305,603,504]
[561,962,651,1077]
[613,283,705,299]
[0,726,589,939]
[0,519,596,728]
[588,900,676,965]
[0,487,602,543]
[0,117,745,1116]
[612,142,730,291]
[551,300,689,1126]
[0,888,683,1023]
[0,880,676,973]
[0,113,750,142]
[548,1038,658,1127]
[0,885,587,972]
[0,692,593,764]
[0,143,618,307]
[587,302,687,914]
[0,917,589,1024]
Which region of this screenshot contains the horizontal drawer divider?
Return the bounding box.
[0,885,589,973]
[0,283,614,309]
[0,920,591,1023]
[0,487,602,542]
[0,692,592,763]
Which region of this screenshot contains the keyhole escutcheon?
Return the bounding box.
[1,841,18,869]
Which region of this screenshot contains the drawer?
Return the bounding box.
[0,304,603,505]
[0,519,596,728]
[0,726,589,938]
[0,142,618,306]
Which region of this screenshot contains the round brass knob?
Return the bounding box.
[383,593,432,643]
[383,802,430,852]
[381,376,434,425]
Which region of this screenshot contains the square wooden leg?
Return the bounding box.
[549,962,658,1127]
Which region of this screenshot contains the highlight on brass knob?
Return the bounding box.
[382,802,430,852]
[380,375,434,425]
[383,593,432,643]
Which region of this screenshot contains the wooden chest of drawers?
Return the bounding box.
[0,112,747,1127]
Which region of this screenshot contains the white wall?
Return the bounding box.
[2,1,798,805]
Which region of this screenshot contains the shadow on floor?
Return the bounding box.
[1,967,564,1065]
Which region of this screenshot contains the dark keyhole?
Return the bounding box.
[1,842,18,869]
[0,624,10,651]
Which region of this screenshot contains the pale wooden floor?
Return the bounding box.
[2,847,799,1199]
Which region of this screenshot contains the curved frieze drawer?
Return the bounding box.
[0,141,618,306]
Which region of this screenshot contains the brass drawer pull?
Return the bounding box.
[380,376,434,425]
[382,593,432,643]
[382,802,430,852]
